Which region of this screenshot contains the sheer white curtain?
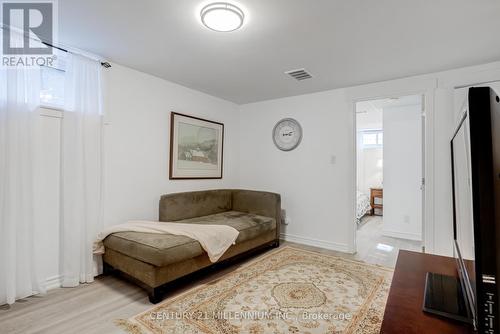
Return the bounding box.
[0,33,46,305]
[60,54,104,287]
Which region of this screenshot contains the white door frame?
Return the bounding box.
[346,78,438,254]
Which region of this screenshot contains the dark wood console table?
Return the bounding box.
[381,250,474,334]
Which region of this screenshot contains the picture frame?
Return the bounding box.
[169,112,224,179]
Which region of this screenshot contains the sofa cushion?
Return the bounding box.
[159,190,232,222]
[103,211,276,267]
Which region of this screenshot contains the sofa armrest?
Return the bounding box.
[231,190,281,239]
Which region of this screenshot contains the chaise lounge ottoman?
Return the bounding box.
[102,189,281,303]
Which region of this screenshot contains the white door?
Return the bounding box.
[382,97,423,242]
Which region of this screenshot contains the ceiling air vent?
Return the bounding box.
[285,68,312,81]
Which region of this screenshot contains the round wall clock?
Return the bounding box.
[272,118,303,151]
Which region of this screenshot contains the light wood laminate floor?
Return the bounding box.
[356,215,422,268]
[0,240,396,334]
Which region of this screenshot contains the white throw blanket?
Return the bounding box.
[93,220,239,263]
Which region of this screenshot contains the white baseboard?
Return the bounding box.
[45,275,62,290]
[382,229,422,241]
[280,233,351,253]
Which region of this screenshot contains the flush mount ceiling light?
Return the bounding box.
[200,2,244,32]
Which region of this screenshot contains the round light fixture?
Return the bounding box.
[200,2,244,32]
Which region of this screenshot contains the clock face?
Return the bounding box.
[272,118,303,151]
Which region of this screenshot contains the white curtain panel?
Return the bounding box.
[61,54,104,287]
[0,33,46,305]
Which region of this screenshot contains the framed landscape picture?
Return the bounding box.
[169,112,224,179]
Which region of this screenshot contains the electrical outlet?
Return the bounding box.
[404,215,410,224]
[281,209,286,224]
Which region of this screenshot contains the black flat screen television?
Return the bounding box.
[423,87,500,333]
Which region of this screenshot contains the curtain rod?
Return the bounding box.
[0,25,111,68]
[41,41,111,68]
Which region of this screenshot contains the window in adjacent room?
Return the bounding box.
[361,129,383,148]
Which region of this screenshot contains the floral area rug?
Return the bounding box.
[116,246,393,334]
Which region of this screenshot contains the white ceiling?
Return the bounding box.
[58,0,500,104]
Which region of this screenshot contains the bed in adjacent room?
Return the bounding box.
[356,191,371,223]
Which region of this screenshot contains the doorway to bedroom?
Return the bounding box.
[355,95,424,266]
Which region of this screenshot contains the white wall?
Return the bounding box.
[36,63,240,286]
[102,64,240,227]
[433,78,500,255]
[36,60,500,287]
[357,148,383,196]
[356,111,383,195]
[240,61,500,255]
[382,104,422,241]
[238,90,353,251]
[356,108,383,130]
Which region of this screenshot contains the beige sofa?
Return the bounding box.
[102,189,281,303]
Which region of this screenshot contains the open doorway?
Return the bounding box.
[355,95,424,266]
